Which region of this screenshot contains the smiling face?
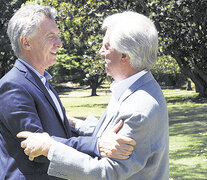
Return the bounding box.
[99,29,123,80]
[20,16,62,74]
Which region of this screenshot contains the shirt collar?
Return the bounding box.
[110,70,148,101]
[18,58,52,87]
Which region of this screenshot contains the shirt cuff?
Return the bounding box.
[47,141,58,161]
[74,120,84,132]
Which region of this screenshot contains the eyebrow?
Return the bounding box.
[46,32,56,36]
[104,42,110,49]
[45,29,60,35]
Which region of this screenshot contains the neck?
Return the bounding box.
[114,68,141,82]
[20,55,45,75]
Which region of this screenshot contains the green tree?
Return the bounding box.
[0,0,27,78]
[151,55,187,88]
[149,0,207,98]
[3,0,207,97]
[40,0,148,96]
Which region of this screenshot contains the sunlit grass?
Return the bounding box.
[59,88,207,179]
[60,94,110,119]
[164,90,207,180]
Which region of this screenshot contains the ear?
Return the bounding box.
[122,53,126,59]
[20,36,31,51]
[121,53,130,64]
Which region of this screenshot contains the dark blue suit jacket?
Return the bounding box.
[0,59,98,180]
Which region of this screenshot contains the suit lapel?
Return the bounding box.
[92,110,107,137]
[50,85,65,120]
[95,71,154,137]
[49,85,72,137]
[14,60,62,122]
[27,69,60,114]
[14,60,72,137]
[120,71,153,103]
[96,100,121,137]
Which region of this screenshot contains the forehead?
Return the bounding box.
[103,29,111,45]
[38,17,59,34]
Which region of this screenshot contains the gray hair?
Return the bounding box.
[102,11,158,70]
[7,4,57,57]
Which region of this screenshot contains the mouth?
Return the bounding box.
[51,51,57,55]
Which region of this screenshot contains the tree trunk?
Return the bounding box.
[174,55,207,98]
[90,74,106,96]
[190,72,207,98]
[179,64,207,98]
[90,76,98,96]
[91,86,97,96]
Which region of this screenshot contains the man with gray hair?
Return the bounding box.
[18,11,169,180]
[0,5,135,180]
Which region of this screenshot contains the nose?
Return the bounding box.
[99,46,105,57]
[56,36,62,48]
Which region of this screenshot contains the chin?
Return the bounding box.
[48,60,57,67]
[52,58,57,64]
[105,68,109,74]
[105,70,111,77]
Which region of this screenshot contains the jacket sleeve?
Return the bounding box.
[48,106,169,180]
[52,115,100,158]
[47,113,148,180]
[76,114,98,136]
[0,81,47,163]
[52,135,100,158]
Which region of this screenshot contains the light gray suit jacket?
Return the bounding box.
[47,71,169,180]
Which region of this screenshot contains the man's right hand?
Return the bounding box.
[17,132,54,161]
[98,120,136,160]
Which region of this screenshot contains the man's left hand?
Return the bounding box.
[99,120,136,160]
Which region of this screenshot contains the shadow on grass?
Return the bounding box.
[54,86,79,95]
[70,103,108,109]
[166,95,207,104]
[168,105,207,136]
[169,105,206,124]
[170,141,207,160]
[54,83,111,96]
[170,162,207,180]
[168,97,207,179]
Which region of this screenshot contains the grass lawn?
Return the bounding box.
[59,87,207,180]
[164,89,207,180]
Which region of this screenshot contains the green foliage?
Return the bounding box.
[152,55,180,74]
[149,0,207,97]
[0,0,27,78]
[5,0,205,97]
[39,0,149,95]
[151,55,187,88]
[39,0,106,95]
[42,0,207,97]
[153,73,187,88]
[48,48,85,84]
